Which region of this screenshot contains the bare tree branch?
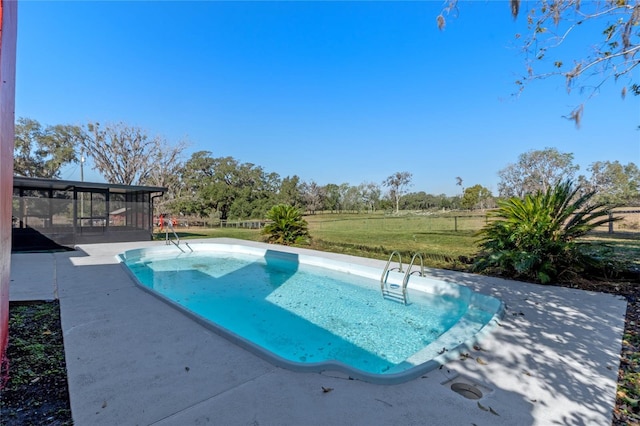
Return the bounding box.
[440,1,639,126]
[82,122,187,186]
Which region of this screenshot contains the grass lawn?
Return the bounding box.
[161,211,640,273]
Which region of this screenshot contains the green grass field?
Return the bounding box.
[303,212,483,268]
[160,211,639,272]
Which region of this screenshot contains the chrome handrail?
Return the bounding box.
[380,250,403,295]
[400,253,425,305]
[165,220,186,252]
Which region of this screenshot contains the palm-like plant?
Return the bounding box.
[262,204,310,246]
[474,180,617,283]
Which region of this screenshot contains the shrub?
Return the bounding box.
[262,204,310,245]
[473,180,617,283]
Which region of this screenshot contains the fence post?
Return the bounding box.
[454,216,458,232]
[608,211,613,234]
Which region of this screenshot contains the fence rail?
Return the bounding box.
[156,218,267,229]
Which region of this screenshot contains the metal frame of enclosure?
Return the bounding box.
[12,176,166,250]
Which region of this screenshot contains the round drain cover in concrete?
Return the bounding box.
[451,382,483,399]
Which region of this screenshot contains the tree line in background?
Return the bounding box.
[13,118,640,220]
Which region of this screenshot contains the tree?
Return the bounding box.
[323,183,342,213]
[262,204,310,246]
[461,184,493,210]
[277,175,303,207]
[438,1,639,126]
[448,195,462,210]
[82,121,187,186]
[177,151,279,220]
[383,171,413,214]
[300,181,325,214]
[13,118,80,178]
[498,147,579,198]
[400,191,430,210]
[204,157,259,220]
[360,182,382,213]
[175,151,217,217]
[322,183,351,213]
[342,185,364,213]
[227,162,275,219]
[475,180,618,284]
[140,140,187,214]
[581,160,640,205]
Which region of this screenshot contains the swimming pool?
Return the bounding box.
[118,243,504,384]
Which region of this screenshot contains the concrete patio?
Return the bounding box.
[9,238,627,425]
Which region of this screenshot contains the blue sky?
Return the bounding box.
[16,1,639,196]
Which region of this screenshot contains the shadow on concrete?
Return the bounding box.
[425,268,625,425]
[12,227,74,253]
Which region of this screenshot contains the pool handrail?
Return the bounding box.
[400,253,425,304]
[165,220,193,252]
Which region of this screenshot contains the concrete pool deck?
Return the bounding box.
[9,238,627,425]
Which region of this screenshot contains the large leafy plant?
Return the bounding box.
[474,180,617,284]
[262,204,310,246]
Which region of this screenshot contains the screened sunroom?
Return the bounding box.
[12,176,166,250]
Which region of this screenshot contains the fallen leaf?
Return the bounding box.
[522,370,532,376]
[477,401,489,411]
[42,329,52,335]
[321,386,333,393]
[473,345,484,351]
[476,357,488,365]
[489,406,500,416]
[102,400,107,408]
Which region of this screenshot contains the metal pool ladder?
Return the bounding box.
[380,252,424,305]
[165,220,193,253]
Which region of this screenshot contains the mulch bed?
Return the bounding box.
[0,300,72,426]
[603,281,640,426]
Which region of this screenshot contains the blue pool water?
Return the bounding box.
[119,244,503,383]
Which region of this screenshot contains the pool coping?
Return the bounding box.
[117,242,505,385]
[9,238,628,425]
